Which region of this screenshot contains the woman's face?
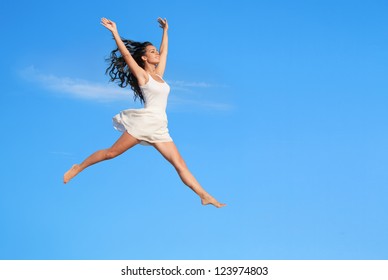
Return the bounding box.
[143,45,160,64]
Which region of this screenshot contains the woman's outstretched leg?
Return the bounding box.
[64,132,140,184]
[153,142,226,208]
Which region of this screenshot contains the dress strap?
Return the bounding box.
[153,73,165,83]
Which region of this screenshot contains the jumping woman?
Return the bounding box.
[63,17,226,208]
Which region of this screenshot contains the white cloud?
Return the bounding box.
[167,81,232,111]
[21,66,233,110]
[167,80,227,91]
[21,66,131,103]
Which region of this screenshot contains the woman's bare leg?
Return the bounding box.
[64,132,140,184]
[153,142,226,208]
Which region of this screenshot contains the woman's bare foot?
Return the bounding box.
[201,195,226,208]
[63,164,81,184]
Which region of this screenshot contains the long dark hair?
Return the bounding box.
[105,38,152,103]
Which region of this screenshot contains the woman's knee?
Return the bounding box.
[105,148,120,159]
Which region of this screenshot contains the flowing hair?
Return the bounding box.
[105,38,152,103]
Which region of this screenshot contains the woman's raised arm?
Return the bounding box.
[155,17,168,77]
[101,18,147,84]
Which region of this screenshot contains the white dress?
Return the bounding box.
[112,73,173,145]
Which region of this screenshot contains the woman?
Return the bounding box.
[63,17,226,208]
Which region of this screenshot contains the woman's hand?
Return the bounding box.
[101,18,118,34]
[158,17,168,30]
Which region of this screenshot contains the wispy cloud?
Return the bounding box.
[168,80,228,92]
[168,80,232,111]
[21,66,233,111]
[21,66,131,103]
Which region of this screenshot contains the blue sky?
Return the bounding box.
[1,0,387,260]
